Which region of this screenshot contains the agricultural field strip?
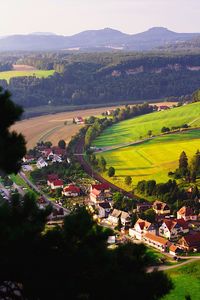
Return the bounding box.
[97,131,200,185]
[96,127,200,154]
[0,69,55,82]
[93,102,200,185]
[93,102,200,148]
[38,125,65,143]
[15,103,171,150]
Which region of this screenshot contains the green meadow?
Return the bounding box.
[96,130,200,188]
[162,261,200,300]
[0,70,55,82]
[93,102,200,148]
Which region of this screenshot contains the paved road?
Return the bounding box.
[0,182,10,200]
[74,137,136,199]
[19,172,70,215]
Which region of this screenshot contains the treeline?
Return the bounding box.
[0,62,13,71]
[85,103,153,148]
[3,52,200,107]
[137,179,200,211]
[171,150,200,182]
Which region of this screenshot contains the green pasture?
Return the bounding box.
[93,102,200,148]
[0,70,55,82]
[97,130,200,187]
[162,261,200,300]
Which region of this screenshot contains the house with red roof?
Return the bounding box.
[129,218,156,240]
[157,105,170,111]
[74,116,84,124]
[153,201,170,215]
[90,183,110,203]
[90,183,110,192]
[177,206,198,221]
[62,184,81,197]
[52,147,66,157]
[47,174,59,186]
[159,218,189,240]
[178,232,200,252]
[50,179,64,190]
[169,244,183,256]
[23,154,35,163]
[42,148,53,159]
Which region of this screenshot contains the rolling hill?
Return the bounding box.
[0,27,199,51]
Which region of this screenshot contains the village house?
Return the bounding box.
[153,201,170,215]
[111,70,121,77]
[157,105,170,111]
[23,154,35,163]
[143,232,171,252]
[121,211,131,227]
[50,179,64,190]
[37,196,48,210]
[52,146,66,157]
[106,110,114,116]
[169,244,183,256]
[129,218,156,240]
[36,157,48,169]
[108,209,121,225]
[62,184,81,197]
[74,116,84,125]
[47,174,59,186]
[108,209,131,227]
[90,183,110,203]
[42,148,53,160]
[136,202,152,213]
[52,154,63,163]
[159,218,189,240]
[97,202,112,218]
[177,206,198,221]
[178,232,200,252]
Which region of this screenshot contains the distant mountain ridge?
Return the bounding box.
[0,27,200,51]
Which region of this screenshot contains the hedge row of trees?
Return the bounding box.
[138,179,189,203]
[85,103,154,148]
[172,150,200,182]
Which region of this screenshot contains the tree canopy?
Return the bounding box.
[0,87,26,174]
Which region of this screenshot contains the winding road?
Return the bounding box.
[74,137,136,199]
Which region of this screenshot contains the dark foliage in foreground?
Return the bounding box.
[0,87,26,174]
[0,194,173,300]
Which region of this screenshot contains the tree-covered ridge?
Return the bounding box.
[2,52,200,108]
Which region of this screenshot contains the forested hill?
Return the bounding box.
[2,52,200,108]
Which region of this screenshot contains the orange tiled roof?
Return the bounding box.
[144,232,169,245]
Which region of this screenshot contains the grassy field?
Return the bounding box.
[0,69,54,82]
[93,102,200,148]
[162,261,200,300]
[97,130,200,187]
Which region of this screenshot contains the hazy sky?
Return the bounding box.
[1,0,200,36]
